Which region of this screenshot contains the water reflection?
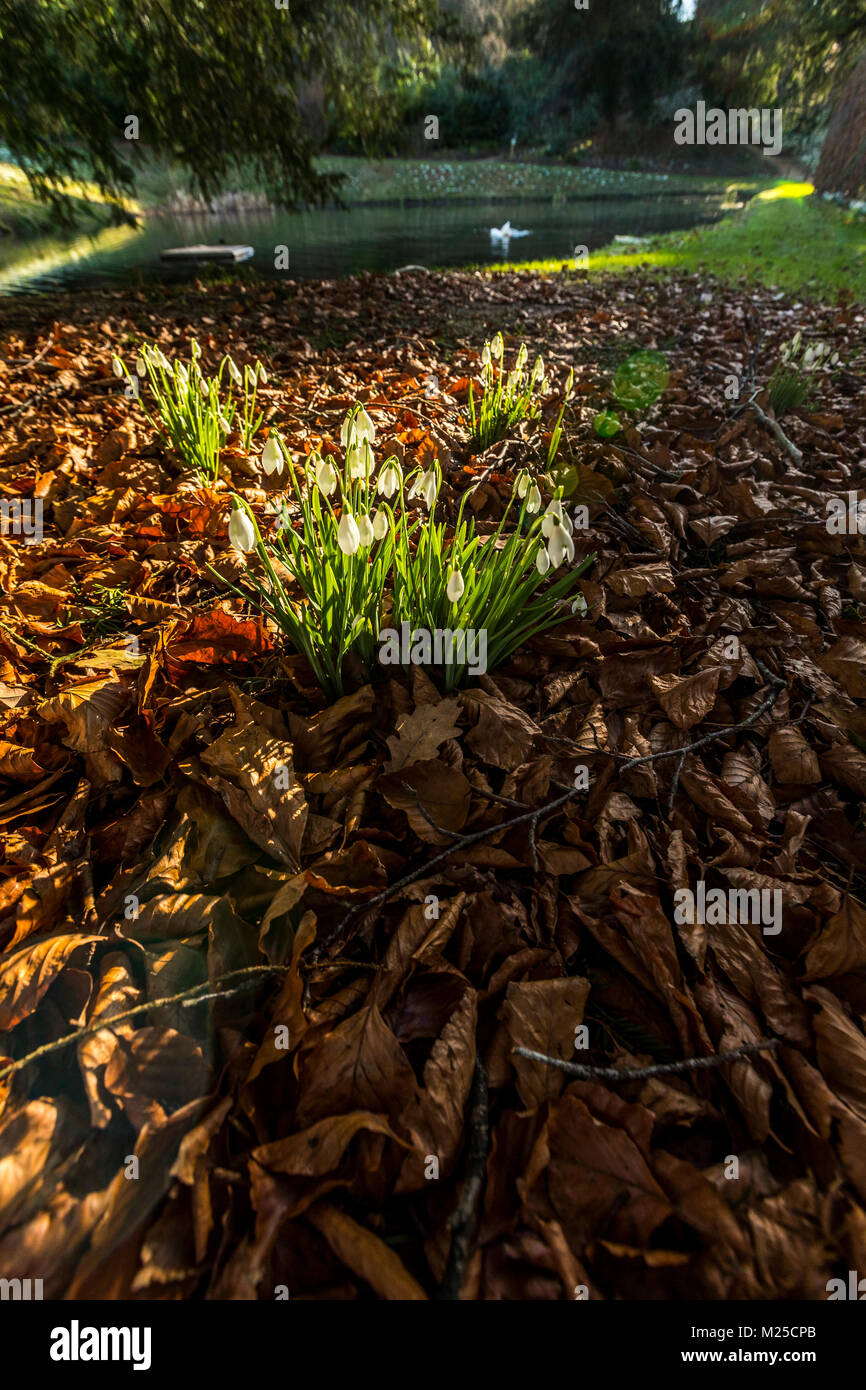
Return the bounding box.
[0,194,729,295]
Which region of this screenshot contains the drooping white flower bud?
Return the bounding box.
[372,508,389,541]
[227,358,242,387]
[526,484,542,514]
[447,569,465,603]
[547,523,574,569]
[357,513,374,548]
[536,545,550,575]
[261,436,283,476]
[337,511,360,555]
[378,462,402,499]
[111,356,124,378]
[316,458,337,496]
[229,507,256,553]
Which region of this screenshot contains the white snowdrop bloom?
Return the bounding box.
[175,362,189,388]
[516,344,528,370]
[199,378,209,399]
[341,414,357,451]
[378,462,402,498]
[155,349,171,370]
[357,513,374,548]
[565,367,574,395]
[516,471,530,499]
[481,343,491,367]
[261,436,283,476]
[571,593,588,616]
[355,407,376,444]
[802,347,816,370]
[112,356,125,378]
[562,510,574,536]
[418,469,438,509]
[372,508,389,541]
[542,499,564,536]
[547,523,574,568]
[447,569,465,603]
[316,458,337,496]
[257,363,268,383]
[526,483,542,514]
[491,333,504,360]
[219,415,232,433]
[530,355,544,384]
[337,511,361,555]
[229,508,256,553]
[536,545,551,575]
[227,358,242,387]
[135,354,148,377]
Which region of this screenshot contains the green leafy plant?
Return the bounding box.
[217,407,595,699]
[467,333,549,451]
[768,330,840,415]
[113,340,266,482]
[391,465,594,690]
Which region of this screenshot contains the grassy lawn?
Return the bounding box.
[0,161,134,236]
[70,153,773,215]
[500,184,866,301]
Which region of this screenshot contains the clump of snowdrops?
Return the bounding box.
[468,332,567,454]
[222,405,594,699]
[768,331,840,416]
[112,339,267,482]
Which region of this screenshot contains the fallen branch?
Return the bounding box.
[440,1059,489,1300]
[745,396,803,467]
[0,964,288,1085]
[512,1037,780,1082]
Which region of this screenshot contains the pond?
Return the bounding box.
[0,191,734,295]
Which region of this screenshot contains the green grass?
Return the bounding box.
[0,161,135,236]
[498,184,866,301]
[127,154,769,211]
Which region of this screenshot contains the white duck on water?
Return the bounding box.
[489,219,531,249]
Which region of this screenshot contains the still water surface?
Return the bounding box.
[0,193,730,295]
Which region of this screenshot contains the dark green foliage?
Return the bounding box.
[0,0,442,222]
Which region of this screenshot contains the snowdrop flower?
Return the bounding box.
[337,511,360,555]
[530,354,544,384]
[341,414,357,451]
[536,545,550,575]
[357,513,374,548]
[155,349,170,371]
[378,461,402,498]
[447,569,465,603]
[372,508,389,541]
[571,593,588,616]
[481,342,491,367]
[355,407,376,445]
[226,358,242,388]
[803,347,816,370]
[111,356,124,378]
[349,438,374,480]
[491,332,504,360]
[219,415,232,433]
[135,354,148,377]
[229,507,256,553]
[526,483,542,514]
[175,362,189,388]
[565,367,574,396]
[413,468,438,509]
[516,344,528,371]
[516,471,530,499]
[261,436,283,476]
[257,363,268,384]
[542,499,564,537]
[316,458,337,496]
[547,523,574,568]
[199,378,209,399]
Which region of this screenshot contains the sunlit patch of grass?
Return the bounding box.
[489,185,866,301]
[0,161,138,236]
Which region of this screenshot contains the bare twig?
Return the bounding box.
[440,1059,489,1300]
[745,396,803,466]
[512,1037,780,1082]
[0,964,288,1085]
